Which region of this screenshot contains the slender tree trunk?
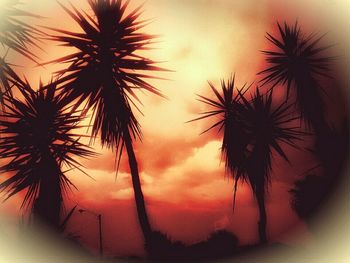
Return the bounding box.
[256,189,267,244]
[32,155,62,230]
[249,143,269,245]
[123,127,152,242]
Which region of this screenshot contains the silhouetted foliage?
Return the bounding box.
[189,230,239,261]
[146,231,187,261]
[0,2,347,260]
[192,77,302,243]
[47,0,165,246]
[0,0,41,60]
[314,121,349,176]
[189,77,251,194]
[237,89,302,243]
[290,174,328,222]
[290,122,349,225]
[259,21,333,129]
[0,80,94,228]
[260,22,349,225]
[0,58,25,103]
[147,230,239,261]
[0,0,41,100]
[47,0,164,152]
[238,89,302,194]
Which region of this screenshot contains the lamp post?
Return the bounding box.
[78,208,103,258]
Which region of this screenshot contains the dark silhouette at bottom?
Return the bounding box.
[145,230,239,261]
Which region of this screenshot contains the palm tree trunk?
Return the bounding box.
[256,189,267,244]
[123,126,152,242]
[33,155,62,229]
[248,143,269,244]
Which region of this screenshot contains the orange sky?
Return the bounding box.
[1,0,342,257]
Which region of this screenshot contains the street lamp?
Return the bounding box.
[78,208,103,258]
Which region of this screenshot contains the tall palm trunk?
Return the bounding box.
[33,153,62,229]
[100,72,152,242]
[248,143,269,244]
[256,187,267,244]
[123,126,152,242]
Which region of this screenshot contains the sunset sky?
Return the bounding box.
[0,0,343,257]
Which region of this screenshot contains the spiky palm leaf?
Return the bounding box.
[258,21,334,128]
[190,77,251,181]
[0,80,94,208]
[0,1,41,101]
[0,57,25,103]
[46,0,164,242]
[0,0,41,60]
[192,79,302,206]
[238,89,302,194]
[193,80,302,243]
[190,77,252,209]
[47,0,164,157]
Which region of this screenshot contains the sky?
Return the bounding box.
[0,0,344,257]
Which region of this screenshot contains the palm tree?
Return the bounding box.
[0,80,94,229]
[189,77,251,200]
[0,0,41,99]
[258,21,336,172]
[259,23,350,224]
[192,77,301,243]
[46,0,164,243]
[238,89,302,243]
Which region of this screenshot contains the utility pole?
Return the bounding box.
[77,205,104,258]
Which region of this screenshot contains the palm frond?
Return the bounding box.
[0,57,25,102]
[237,89,303,193]
[0,0,42,61]
[0,79,95,207]
[192,77,303,209]
[0,1,42,105]
[46,0,165,166]
[190,76,252,179]
[258,21,334,128]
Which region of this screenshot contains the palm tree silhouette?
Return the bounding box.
[46,0,164,243]
[258,22,333,126]
[259,22,350,225]
[0,0,41,99]
[190,77,251,189]
[258,22,337,172]
[192,77,302,243]
[238,89,302,243]
[0,80,94,228]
